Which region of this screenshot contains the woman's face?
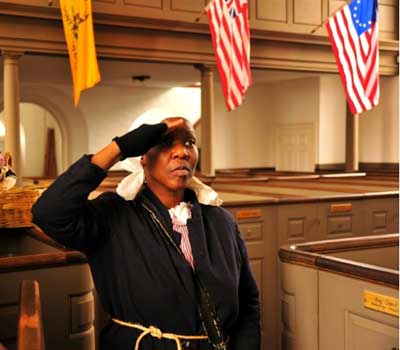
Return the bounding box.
[142,119,198,196]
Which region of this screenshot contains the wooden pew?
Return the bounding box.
[279,234,399,350]
[17,280,45,350]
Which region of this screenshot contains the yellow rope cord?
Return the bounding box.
[112,318,209,350]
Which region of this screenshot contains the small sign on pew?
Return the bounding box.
[236,209,262,220]
[330,203,352,213]
[364,290,399,317]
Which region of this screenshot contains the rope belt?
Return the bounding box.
[112,318,209,350]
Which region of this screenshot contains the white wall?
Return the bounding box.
[20,103,63,177]
[213,77,321,170]
[0,83,89,172]
[77,85,201,154]
[269,77,320,167]
[214,81,273,169]
[0,103,62,177]
[269,77,320,125]
[318,75,347,164]
[359,75,399,163]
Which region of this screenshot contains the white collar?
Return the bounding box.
[116,166,222,206]
[168,201,192,225]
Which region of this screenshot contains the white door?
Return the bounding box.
[276,123,315,172]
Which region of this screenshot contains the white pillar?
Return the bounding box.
[3,51,23,183]
[345,104,359,172]
[196,64,215,177]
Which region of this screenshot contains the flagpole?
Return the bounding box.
[195,11,205,22]
[195,0,212,22]
[310,1,349,34]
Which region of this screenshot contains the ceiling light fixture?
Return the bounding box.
[131,75,151,82]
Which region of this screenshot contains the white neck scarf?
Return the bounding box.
[116,158,222,206]
[168,201,192,225]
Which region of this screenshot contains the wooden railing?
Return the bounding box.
[17,280,45,350]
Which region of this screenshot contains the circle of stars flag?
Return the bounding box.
[326,0,379,115]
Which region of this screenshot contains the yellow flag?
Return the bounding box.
[60,0,101,106]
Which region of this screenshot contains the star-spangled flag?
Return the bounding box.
[207,0,252,111]
[326,0,379,114]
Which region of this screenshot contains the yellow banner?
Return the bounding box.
[364,290,399,317]
[60,0,101,106]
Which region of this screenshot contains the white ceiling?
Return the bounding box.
[0,54,316,88]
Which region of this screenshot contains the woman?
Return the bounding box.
[32,117,260,350]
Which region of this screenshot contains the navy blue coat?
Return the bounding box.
[32,155,261,350]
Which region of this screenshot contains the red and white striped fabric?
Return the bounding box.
[171,215,195,269]
[207,0,252,111]
[169,203,194,269]
[326,0,379,115]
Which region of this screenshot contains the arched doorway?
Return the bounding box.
[0,102,63,177]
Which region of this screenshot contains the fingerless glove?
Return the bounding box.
[113,123,167,160]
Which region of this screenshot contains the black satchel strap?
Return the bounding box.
[141,202,227,350]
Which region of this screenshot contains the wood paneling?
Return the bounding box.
[0,263,94,350]
[319,272,399,350]
[255,0,288,23]
[278,203,319,245]
[0,0,397,41]
[280,262,319,350]
[318,200,364,239]
[122,0,162,9]
[281,291,296,349]
[240,222,263,241]
[280,258,399,350]
[293,0,322,26]
[0,303,18,345]
[228,194,398,350]
[229,205,277,350]
[380,3,397,35]
[69,292,94,334]
[0,3,398,74]
[365,198,399,235]
[93,0,116,4]
[329,0,346,14]
[170,0,205,13]
[345,312,399,350]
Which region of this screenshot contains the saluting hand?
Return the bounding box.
[92,118,188,170]
[114,117,187,160]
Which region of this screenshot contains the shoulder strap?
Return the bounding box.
[141,203,227,350]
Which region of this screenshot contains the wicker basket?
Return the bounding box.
[0,186,44,228]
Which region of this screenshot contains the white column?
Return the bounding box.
[345,104,359,172]
[196,64,215,177]
[3,51,23,183]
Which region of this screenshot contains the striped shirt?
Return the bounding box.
[169,202,194,269]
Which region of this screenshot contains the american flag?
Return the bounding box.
[326,0,379,115]
[207,0,252,111]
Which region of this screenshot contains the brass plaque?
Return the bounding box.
[364,290,399,317]
[330,203,352,213]
[236,209,262,220]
